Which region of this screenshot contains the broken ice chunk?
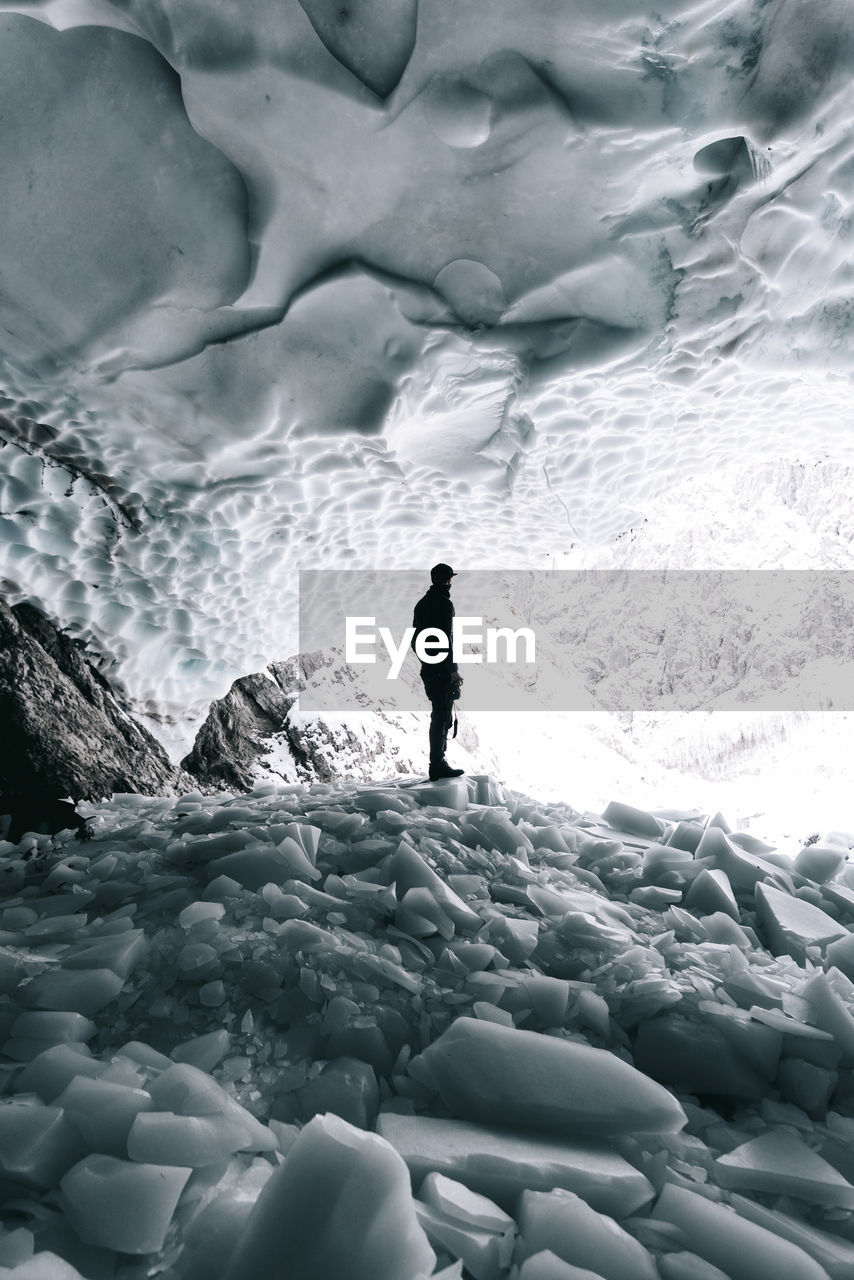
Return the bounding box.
[397,887,455,939]
[728,1189,854,1278]
[499,974,571,1025]
[601,802,665,839]
[62,929,147,978]
[171,1029,231,1073]
[794,844,847,884]
[0,1102,85,1187]
[413,1018,686,1137]
[127,1110,272,1166]
[0,1252,89,1279]
[375,1113,655,1216]
[777,1057,837,1116]
[223,1113,435,1280]
[60,1155,191,1253]
[799,971,854,1062]
[206,844,320,890]
[824,932,854,982]
[146,1063,277,1151]
[684,870,739,920]
[294,1056,380,1129]
[55,1076,154,1157]
[517,1252,607,1279]
[419,1173,513,1235]
[0,1227,34,1267]
[14,1043,105,1102]
[483,915,539,962]
[698,826,782,892]
[629,886,682,909]
[393,844,481,933]
[5,1010,97,1061]
[754,883,847,961]
[414,1200,510,1280]
[634,1012,770,1100]
[651,1182,831,1280]
[15,968,125,1017]
[714,1128,854,1206]
[515,1188,658,1280]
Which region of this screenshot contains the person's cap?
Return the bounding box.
[431,562,456,582]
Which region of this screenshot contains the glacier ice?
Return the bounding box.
[3,0,854,723]
[5,768,854,1277]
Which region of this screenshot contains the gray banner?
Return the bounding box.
[298,570,854,713]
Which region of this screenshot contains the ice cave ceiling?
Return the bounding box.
[1,0,854,712]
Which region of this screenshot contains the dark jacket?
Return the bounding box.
[411,583,458,675]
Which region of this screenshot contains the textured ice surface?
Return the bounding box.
[7,774,854,1276]
[5,2,854,724]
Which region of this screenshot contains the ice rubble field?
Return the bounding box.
[4,777,854,1277]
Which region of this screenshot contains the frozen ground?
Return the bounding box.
[3,774,854,1277]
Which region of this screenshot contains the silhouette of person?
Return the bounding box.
[411,563,465,781]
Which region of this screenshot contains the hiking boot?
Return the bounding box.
[429,760,465,781]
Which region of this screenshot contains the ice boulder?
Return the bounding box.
[413,1018,686,1137]
[59,1155,191,1253]
[602,802,665,839]
[15,969,124,1017]
[714,1129,854,1206]
[794,844,847,884]
[0,1103,85,1188]
[0,1253,89,1279]
[223,1113,436,1280]
[414,1200,511,1280]
[651,1183,831,1280]
[515,1188,658,1280]
[128,1111,271,1166]
[684,869,739,920]
[754,882,848,961]
[13,1043,105,1102]
[375,1113,654,1216]
[54,1076,154,1157]
[146,1063,277,1152]
[634,1012,771,1100]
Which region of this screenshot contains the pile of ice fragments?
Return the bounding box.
[3,773,854,1280]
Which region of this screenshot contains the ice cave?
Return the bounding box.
[5,1,854,1277]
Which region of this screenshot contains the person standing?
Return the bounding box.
[411,563,465,781]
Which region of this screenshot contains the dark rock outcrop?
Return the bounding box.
[180,652,460,791]
[180,653,327,791]
[0,599,189,837]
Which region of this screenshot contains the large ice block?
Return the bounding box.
[651,1183,831,1280]
[715,1129,854,1206]
[754,882,847,960]
[515,1188,658,1280]
[223,1113,435,1280]
[375,1112,654,1216]
[414,1017,686,1137]
[60,1155,191,1253]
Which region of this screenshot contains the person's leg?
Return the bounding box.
[428,685,450,765]
[423,671,451,766]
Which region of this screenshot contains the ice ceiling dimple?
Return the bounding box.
[3,1,854,709]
